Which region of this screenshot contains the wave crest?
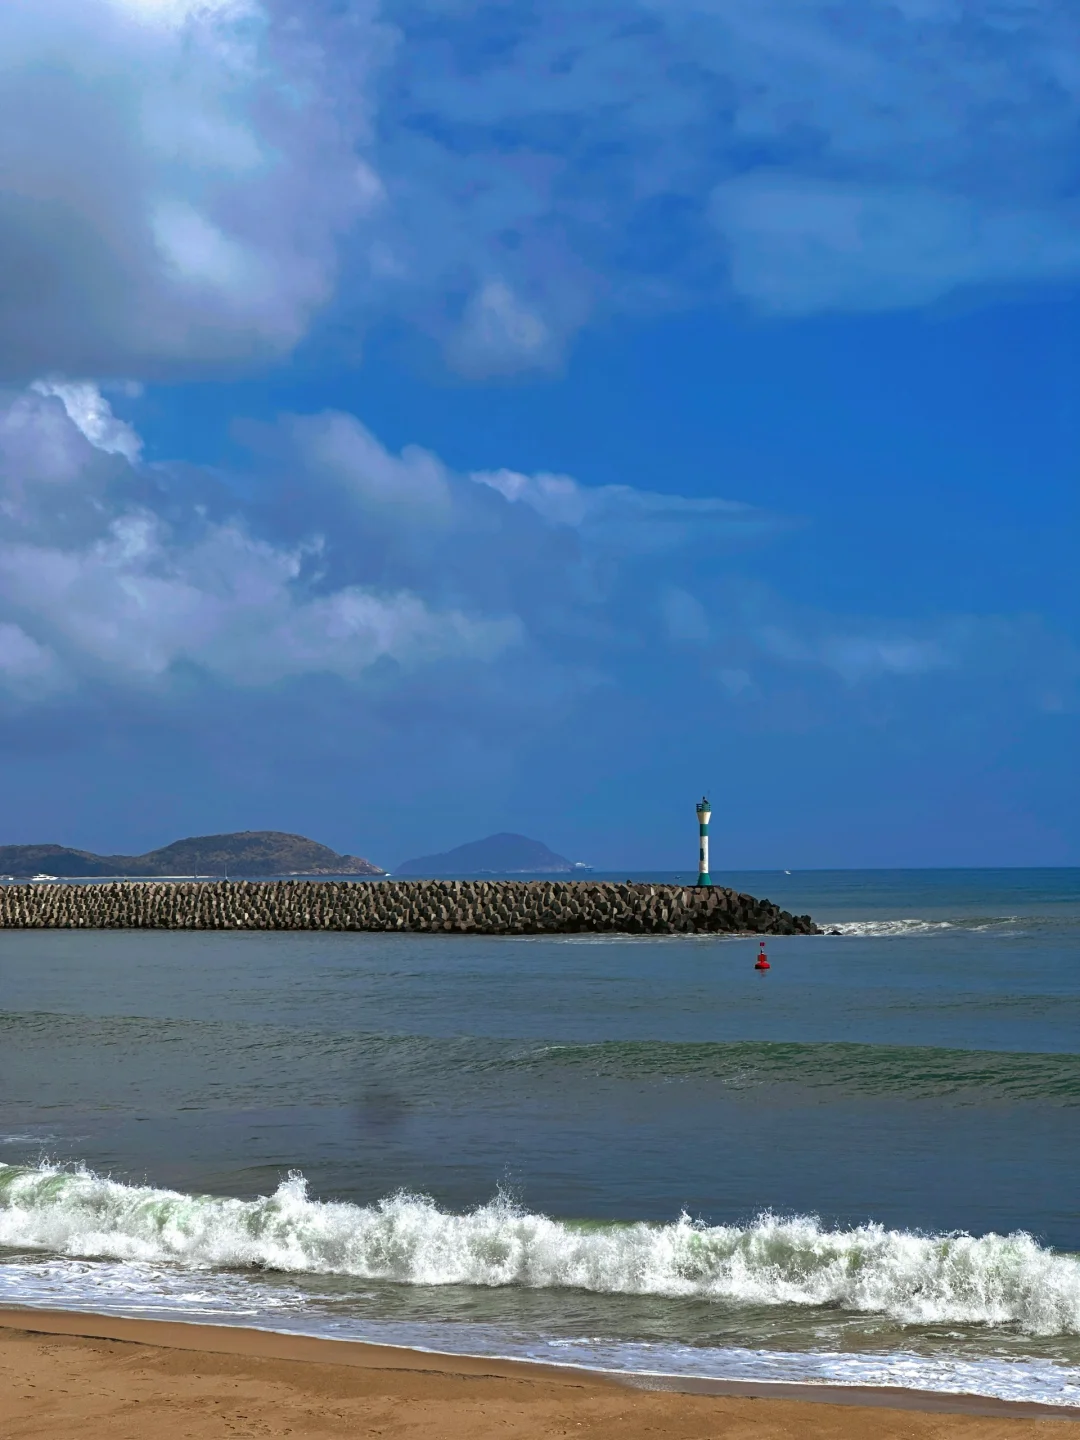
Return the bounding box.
[1,1164,1079,1334]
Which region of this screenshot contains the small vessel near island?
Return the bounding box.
[755,941,770,971]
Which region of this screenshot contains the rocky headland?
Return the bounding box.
[0,878,817,934]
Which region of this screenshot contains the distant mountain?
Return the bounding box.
[0,831,385,878]
[395,832,583,876]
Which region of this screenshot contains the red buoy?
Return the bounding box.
[754,941,770,971]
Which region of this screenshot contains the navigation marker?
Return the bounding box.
[696,796,712,887]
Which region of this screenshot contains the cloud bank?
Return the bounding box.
[0,382,784,704]
[3,0,1078,379]
[371,0,1080,363]
[0,382,1066,732]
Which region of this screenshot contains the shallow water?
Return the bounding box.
[1,867,1078,1404]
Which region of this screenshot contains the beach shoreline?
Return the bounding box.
[0,1306,1077,1424]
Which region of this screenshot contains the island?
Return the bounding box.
[395,832,586,875]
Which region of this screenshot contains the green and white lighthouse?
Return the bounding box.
[696,796,712,887]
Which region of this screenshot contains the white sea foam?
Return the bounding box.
[2,1164,1079,1335]
[823,919,955,937]
[1,1256,1079,1409]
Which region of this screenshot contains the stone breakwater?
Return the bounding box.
[0,879,818,935]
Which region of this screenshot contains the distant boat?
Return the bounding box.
[29,873,58,882]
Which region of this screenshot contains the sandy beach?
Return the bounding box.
[0,1309,1076,1439]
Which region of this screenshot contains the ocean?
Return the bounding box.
[1,867,1079,1406]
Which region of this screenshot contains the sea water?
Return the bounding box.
[1,867,1078,1405]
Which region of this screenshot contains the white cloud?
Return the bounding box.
[151,201,264,296]
[0,621,63,697]
[0,391,98,488]
[107,0,254,27]
[718,667,752,696]
[662,587,710,644]
[449,281,554,375]
[252,586,520,686]
[757,623,950,682]
[30,380,142,461]
[280,412,453,519]
[473,469,590,527]
[472,467,767,551]
[0,509,520,688]
[820,635,949,683]
[712,178,1080,313]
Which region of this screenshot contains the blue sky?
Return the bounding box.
[0,0,1076,869]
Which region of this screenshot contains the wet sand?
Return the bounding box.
[0,1309,1077,1438]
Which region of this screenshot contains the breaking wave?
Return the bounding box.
[2,1164,1079,1335]
[821,917,1022,937]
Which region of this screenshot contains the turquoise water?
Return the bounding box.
[0,868,1078,1404]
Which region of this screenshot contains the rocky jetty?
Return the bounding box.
[0,879,818,934]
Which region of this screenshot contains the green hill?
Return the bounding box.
[0,831,385,878]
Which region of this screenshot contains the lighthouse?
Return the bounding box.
[696,796,712,887]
